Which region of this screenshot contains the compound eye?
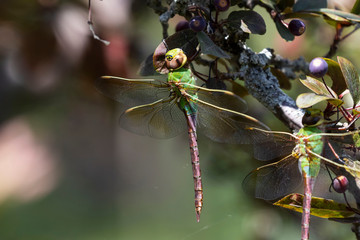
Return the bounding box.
[165,48,187,70]
[302,109,323,127]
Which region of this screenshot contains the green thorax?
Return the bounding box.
[296,126,323,178]
[167,67,196,85]
[168,67,198,115]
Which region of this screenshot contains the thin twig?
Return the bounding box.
[88,0,110,46]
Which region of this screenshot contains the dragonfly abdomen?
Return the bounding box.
[184,111,202,222]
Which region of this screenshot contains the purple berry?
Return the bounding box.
[214,0,230,12]
[288,19,306,36]
[175,20,189,32]
[309,57,328,78]
[332,175,349,193]
[189,16,207,32]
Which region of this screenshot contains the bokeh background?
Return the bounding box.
[1,0,360,239]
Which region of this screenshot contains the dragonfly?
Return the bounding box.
[242,109,360,240]
[95,48,269,222]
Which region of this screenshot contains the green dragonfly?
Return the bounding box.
[243,109,360,240]
[96,48,269,222]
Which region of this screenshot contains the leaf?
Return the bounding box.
[138,53,158,76]
[300,76,337,97]
[271,67,291,90]
[351,0,360,14]
[231,80,248,98]
[338,56,360,106]
[322,12,352,26]
[165,29,198,57]
[293,0,327,12]
[230,0,242,6]
[324,58,347,95]
[260,0,277,8]
[274,19,295,41]
[296,93,343,108]
[277,0,295,12]
[196,32,230,59]
[274,193,355,219]
[311,8,360,22]
[329,217,360,223]
[227,10,266,35]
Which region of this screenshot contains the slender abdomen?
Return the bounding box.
[301,175,315,240]
[184,112,202,222]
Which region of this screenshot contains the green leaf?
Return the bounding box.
[300,76,337,97]
[296,93,343,108]
[274,193,355,219]
[322,12,352,26]
[227,10,266,35]
[324,58,347,95]
[293,0,327,12]
[196,32,230,59]
[338,56,360,106]
[274,19,295,41]
[260,0,277,8]
[351,0,360,14]
[311,8,360,22]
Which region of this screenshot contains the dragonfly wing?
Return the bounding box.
[95,76,170,108]
[192,97,267,144]
[120,99,187,139]
[309,132,360,178]
[242,155,302,200]
[252,131,297,161]
[193,96,297,158]
[184,84,249,113]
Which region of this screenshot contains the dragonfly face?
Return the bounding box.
[165,48,187,70]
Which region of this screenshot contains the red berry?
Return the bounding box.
[309,57,328,78]
[214,0,230,12]
[332,175,349,193]
[189,16,207,32]
[288,19,306,36]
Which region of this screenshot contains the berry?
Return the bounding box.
[214,0,230,12]
[309,57,328,78]
[175,20,189,32]
[332,175,349,193]
[288,19,306,36]
[189,16,207,32]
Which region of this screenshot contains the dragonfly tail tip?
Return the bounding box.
[196,211,201,222]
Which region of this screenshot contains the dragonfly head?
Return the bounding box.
[165,48,187,71]
[302,108,324,127]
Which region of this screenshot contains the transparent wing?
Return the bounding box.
[246,128,298,161]
[95,76,170,108]
[242,155,302,201]
[195,99,268,144]
[182,83,249,113]
[309,131,360,178]
[119,98,187,139]
[195,98,297,157]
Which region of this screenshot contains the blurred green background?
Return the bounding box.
[0,0,360,239]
